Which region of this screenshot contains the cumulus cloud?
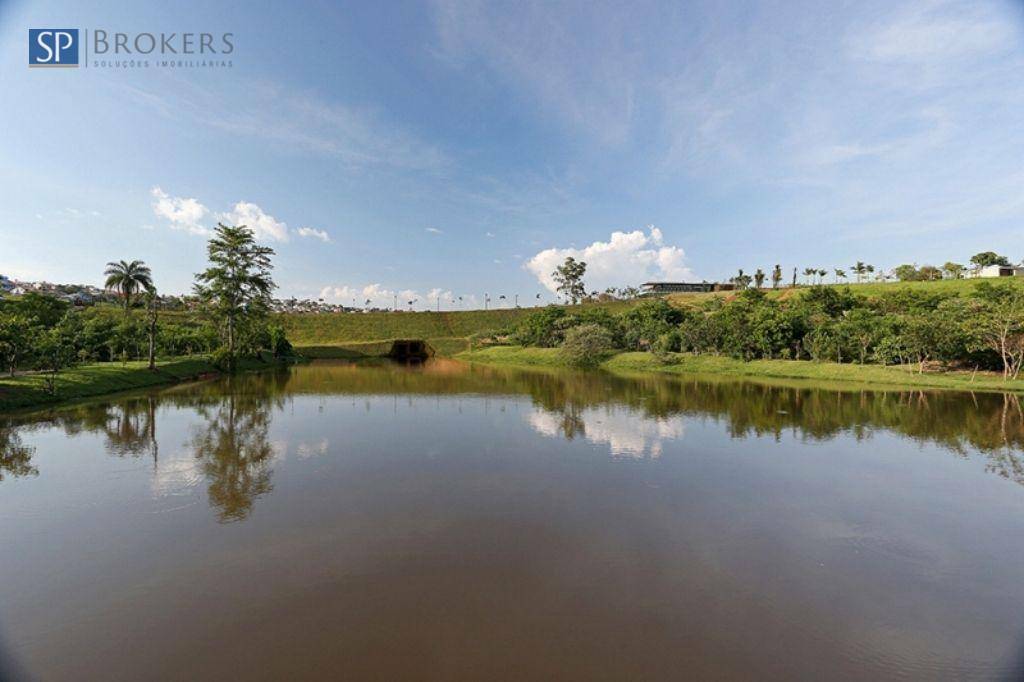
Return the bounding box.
[151,187,210,235]
[218,201,290,242]
[525,226,694,294]
[296,226,331,242]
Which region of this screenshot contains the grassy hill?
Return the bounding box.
[666,276,1024,307]
[279,277,1024,357]
[278,299,639,357]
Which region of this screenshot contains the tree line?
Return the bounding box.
[0,224,292,392]
[506,281,1024,379]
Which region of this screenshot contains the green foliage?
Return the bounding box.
[561,323,615,368]
[618,298,684,351]
[194,224,277,367]
[552,256,587,304]
[0,313,36,376]
[1,292,70,327]
[970,251,1010,268]
[103,259,153,313]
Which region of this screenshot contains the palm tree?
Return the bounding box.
[852,261,868,283]
[818,268,828,284]
[835,268,846,284]
[754,268,766,289]
[803,267,816,284]
[104,259,153,314]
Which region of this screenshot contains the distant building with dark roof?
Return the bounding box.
[641,281,735,295]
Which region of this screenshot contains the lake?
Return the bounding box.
[2,359,1024,680]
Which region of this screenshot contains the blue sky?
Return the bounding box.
[1,0,1023,308]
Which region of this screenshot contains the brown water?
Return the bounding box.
[2,359,1024,681]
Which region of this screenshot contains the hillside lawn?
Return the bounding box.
[280,277,1024,358]
[456,346,1024,395]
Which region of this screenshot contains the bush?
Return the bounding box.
[561,324,616,368]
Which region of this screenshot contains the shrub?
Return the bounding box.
[561,324,616,368]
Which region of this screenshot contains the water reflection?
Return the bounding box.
[0,427,37,481]
[3,360,1024,511]
[4,360,1024,680]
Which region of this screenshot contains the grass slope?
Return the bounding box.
[0,356,274,412]
[278,300,638,357]
[280,278,1024,357]
[457,346,1024,394]
[666,276,1024,307]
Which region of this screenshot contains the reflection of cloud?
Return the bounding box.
[296,438,330,459]
[151,449,202,497]
[527,406,683,459]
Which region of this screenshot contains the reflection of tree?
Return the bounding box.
[0,427,37,481]
[189,387,280,523]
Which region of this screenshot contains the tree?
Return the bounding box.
[942,262,965,279]
[893,264,920,282]
[552,257,586,304]
[104,260,154,315]
[818,268,828,284]
[851,261,874,283]
[969,284,1024,380]
[193,224,276,369]
[971,252,1010,271]
[771,264,782,289]
[754,269,766,289]
[733,269,752,289]
[803,267,816,284]
[561,324,615,368]
[144,290,159,370]
[0,313,34,376]
[835,268,846,283]
[918,265,943,281]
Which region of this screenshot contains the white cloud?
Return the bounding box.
[296,226,331,242]
[525,225,694,294]
[217,201,289,242]
[485,231,495,237]
[318,284,470,310]
[425,227,443,234]
[151,187,210,235]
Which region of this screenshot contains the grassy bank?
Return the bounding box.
[0,356,278,412]
[457,346,1024,394]
[279,300,637,358]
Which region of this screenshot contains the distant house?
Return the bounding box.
[967,264,1024,279]
[641,281,735,295]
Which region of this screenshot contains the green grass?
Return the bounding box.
[665,276,1024,307]
[457,346,1024,394]
[0,356,276,412]
[279,300,638,357]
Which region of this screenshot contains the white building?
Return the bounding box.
[967,264,1024,278]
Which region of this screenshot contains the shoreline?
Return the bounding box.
[455,346,1024,395]
[0,356,289,413]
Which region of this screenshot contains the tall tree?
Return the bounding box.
[104,260,153,314]
[144,290,159,370]
[835,268,846,283]
[771,264,782,289]
[754,268,766,289]
[851,261,867,283]
[193,224,276,368]
[803,267,816,284]
[971,252,1010,272]
[552,257,587,304]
